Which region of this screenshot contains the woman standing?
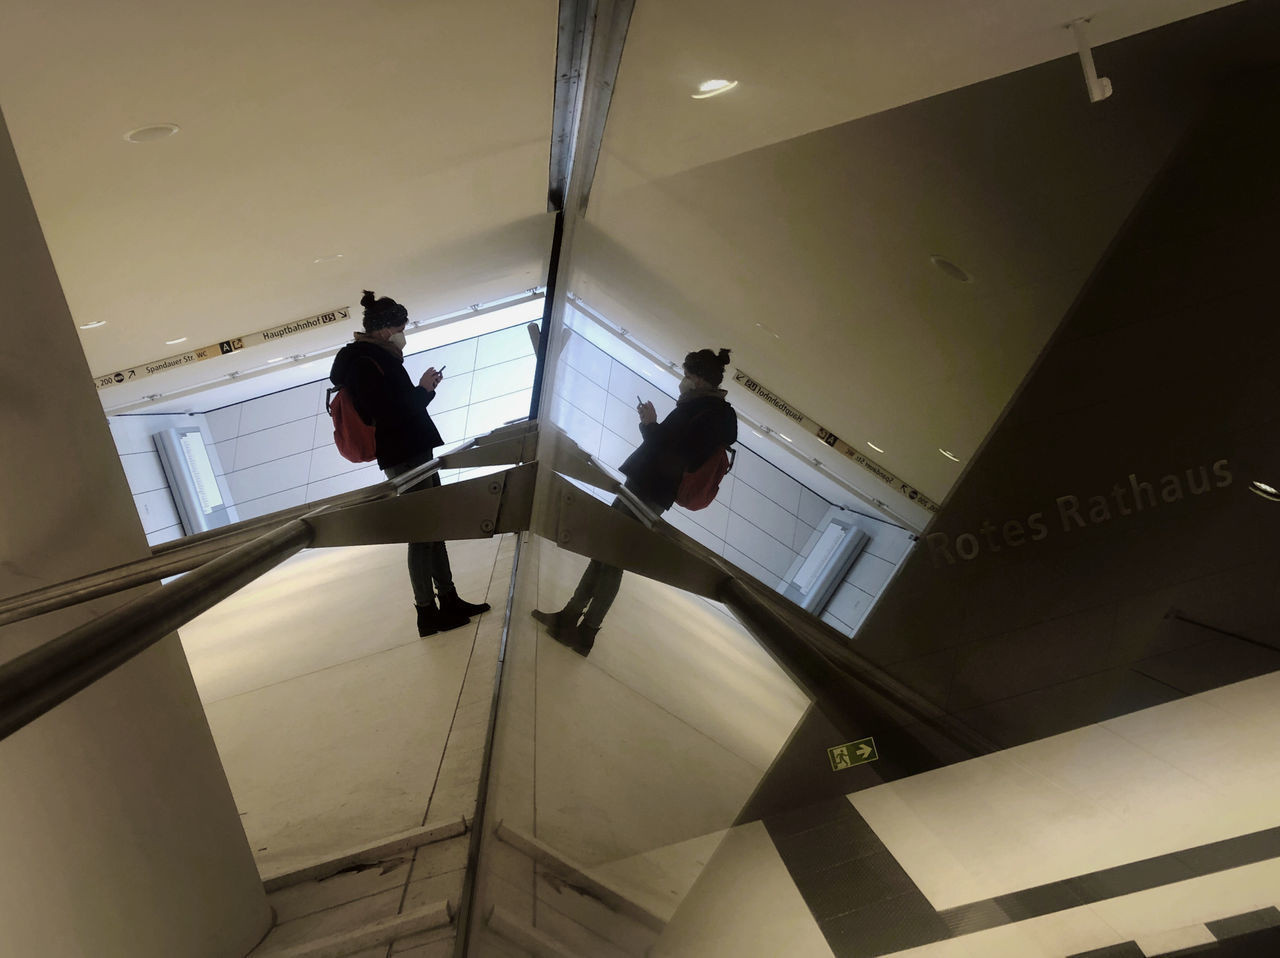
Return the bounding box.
[533,347,737,655]
[329,290,490,636]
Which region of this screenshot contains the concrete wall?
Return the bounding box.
[0,108,270,958]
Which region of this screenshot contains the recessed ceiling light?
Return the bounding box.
[78,320,107,329]
[1250,480,1280,502]
[930,254,973,283]
[123,123,180,144]
[165,337,188,345]
[692,79,738,99]
[939,448,961,462]
[867,442,884,453]
[313,253,344,264]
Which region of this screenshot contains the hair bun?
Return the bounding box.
[360,290,377,308]
[716,348,731,366]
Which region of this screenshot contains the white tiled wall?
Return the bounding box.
[550,327,916,637]
[127,321,537,531]
[110,318,913,635]
[108,413,235,546]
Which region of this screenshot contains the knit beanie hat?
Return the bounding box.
[360,289,409,331]
[683,348,731,387]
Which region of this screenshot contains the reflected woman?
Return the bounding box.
[533,348,738,655]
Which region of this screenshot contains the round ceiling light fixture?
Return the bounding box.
[78,320,107,329]
[930,254,973,283]
[123,123,180,144]
[867,441,885,453]
[1249,480,1280,502]
[165,336,188,345]
[692,79,738,99]
[939,448,961,462]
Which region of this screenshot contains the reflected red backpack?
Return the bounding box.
[676,446,735,510]
[326,358,381,463]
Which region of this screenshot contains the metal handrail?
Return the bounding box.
[0,457,446,630]
[0,519,315,742]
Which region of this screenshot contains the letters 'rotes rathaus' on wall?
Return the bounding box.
[927,459,1233,566]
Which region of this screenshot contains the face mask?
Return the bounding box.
[678,375,697,396]
[389,331,407,349]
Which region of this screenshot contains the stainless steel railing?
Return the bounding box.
[0,455,450,630]
[0,519,315,741]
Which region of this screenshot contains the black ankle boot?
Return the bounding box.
[531,607,579,641]
[439,587,490,617]
[574,625,599,657]
[416,600,470,637]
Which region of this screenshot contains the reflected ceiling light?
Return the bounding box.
[313,253,344,264]
[930,254,973,283]
[754,322,781,340]
[123,123,180,143]
[692,79,738,99]
[1250,480,1280,502]
[266,357,286,364]
[78,320,107,329]
[165,336,188,345]
[867,441,884,453]
[939,448,961,462]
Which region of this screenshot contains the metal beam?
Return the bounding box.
[532,472,729,599]
[304,463,537,549]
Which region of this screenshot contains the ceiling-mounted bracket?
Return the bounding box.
[1069,18,1112,103]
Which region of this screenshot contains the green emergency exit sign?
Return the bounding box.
[828,737,878,770]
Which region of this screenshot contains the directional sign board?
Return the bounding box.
[828,736,878,771]
[92,306,351,391]
[731,369,939,513]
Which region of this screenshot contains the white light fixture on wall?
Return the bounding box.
[1068,19,1112,103]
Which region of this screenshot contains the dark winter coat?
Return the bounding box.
[329,340,443,470]
[621,391,737,510]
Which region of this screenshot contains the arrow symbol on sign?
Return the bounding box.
[856,744,873,759]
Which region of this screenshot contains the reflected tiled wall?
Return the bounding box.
[551,327,913,634]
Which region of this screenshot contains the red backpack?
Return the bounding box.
[326,358,381,463]
[676,446,735,510]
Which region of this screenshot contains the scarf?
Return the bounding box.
[677,385,728,404]
[353,330,403,360]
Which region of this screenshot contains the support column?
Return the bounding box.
[0,109,271,956]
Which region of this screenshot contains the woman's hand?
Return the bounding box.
[419,367,444,391]
[637,399,657,424]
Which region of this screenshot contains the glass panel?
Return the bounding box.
[471,2,1280,956]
